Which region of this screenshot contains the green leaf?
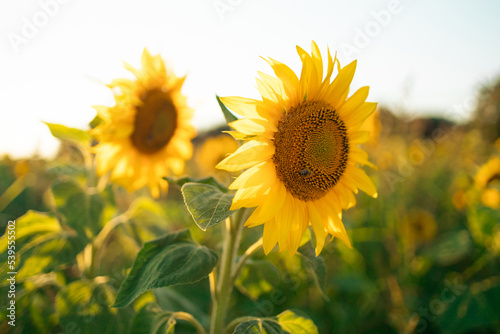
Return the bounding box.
[0,211,85,282]
[56,279,132,334]
[236,260,282,300]
[437,283,500,334]
[130,303,177,334]
[181,182,234,231]
[216,95,238,124]
[113,229,218,307]
[51,179,105,242]
[423,230,472,265]
[297,241,329,300]
[233,311,318,334]
[234,319,282,334]
[277,310,319,334]
[44,122,91,146]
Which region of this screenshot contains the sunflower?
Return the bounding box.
[91,49,195,198]
[475,157,500,188]
[475,157,500,209]
[217,41,377,256]
[401,209,437,245]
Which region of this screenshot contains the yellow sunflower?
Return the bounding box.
[91,49,195,198]
[217,41,378,256]
[475,157,500,209]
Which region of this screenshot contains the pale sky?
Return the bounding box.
[1,0,499,158]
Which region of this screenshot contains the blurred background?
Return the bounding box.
[1,0,500,333]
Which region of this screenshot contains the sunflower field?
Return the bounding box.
[1,38,500,334]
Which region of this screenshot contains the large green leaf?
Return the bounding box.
[44,122,91,146]
[233,311,318,334]
[216,95,238,124]
[113,229,218,307]
[297,241,329,300]
[0,211,85,282]
[181,182,234,231]
[56,279,132,334]
[51,179,105,242]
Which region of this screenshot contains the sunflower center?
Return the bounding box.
[273,101,349,201]
[131,89,177,154]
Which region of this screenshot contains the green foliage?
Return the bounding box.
[297,241,328,300]
[181,182,234,231]
[56,279,132,334]
[51,179,105,242]
[113,229,218,307]
[236,260,281,300]
[233,311,318,334]
[0,211,85,282]
[130,303,176,334]
[44,122,91,146]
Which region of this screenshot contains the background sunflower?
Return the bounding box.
[91,49,195,198]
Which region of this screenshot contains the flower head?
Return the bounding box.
[92,49,195,197]
[217,41,378,256]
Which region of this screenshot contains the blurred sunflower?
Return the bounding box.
[217,41,377,256]
[195,134,239,185]
[401,209,437,245]
[475,157,500,209]
[91,49,195,198]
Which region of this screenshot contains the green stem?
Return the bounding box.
[210,211,245,334]
[230,237,263,284]
[173,312,207,334]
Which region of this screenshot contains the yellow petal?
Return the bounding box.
[230,184,268,210]
[349,147,377,169]
[229,161,276,190]
[263,218,279,254]
[245,179,286,228]
[337,86,369,118]
[263,57,299,105]
[296,45,319,100]
[276,192,294,251]
[216,140,274,172]
[307,201,326,256]
[311,41,323,79]
[287,199,309,256]
[334,182,357,209]
[229,118,276,136]
[345,102,378,128]
[323,60,357,107]
[220,96,263,119]
[348,131,371,144]
[346,167,378,198]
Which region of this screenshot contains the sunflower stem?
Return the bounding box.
[230,237,263,284]
[210,210,245,334]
